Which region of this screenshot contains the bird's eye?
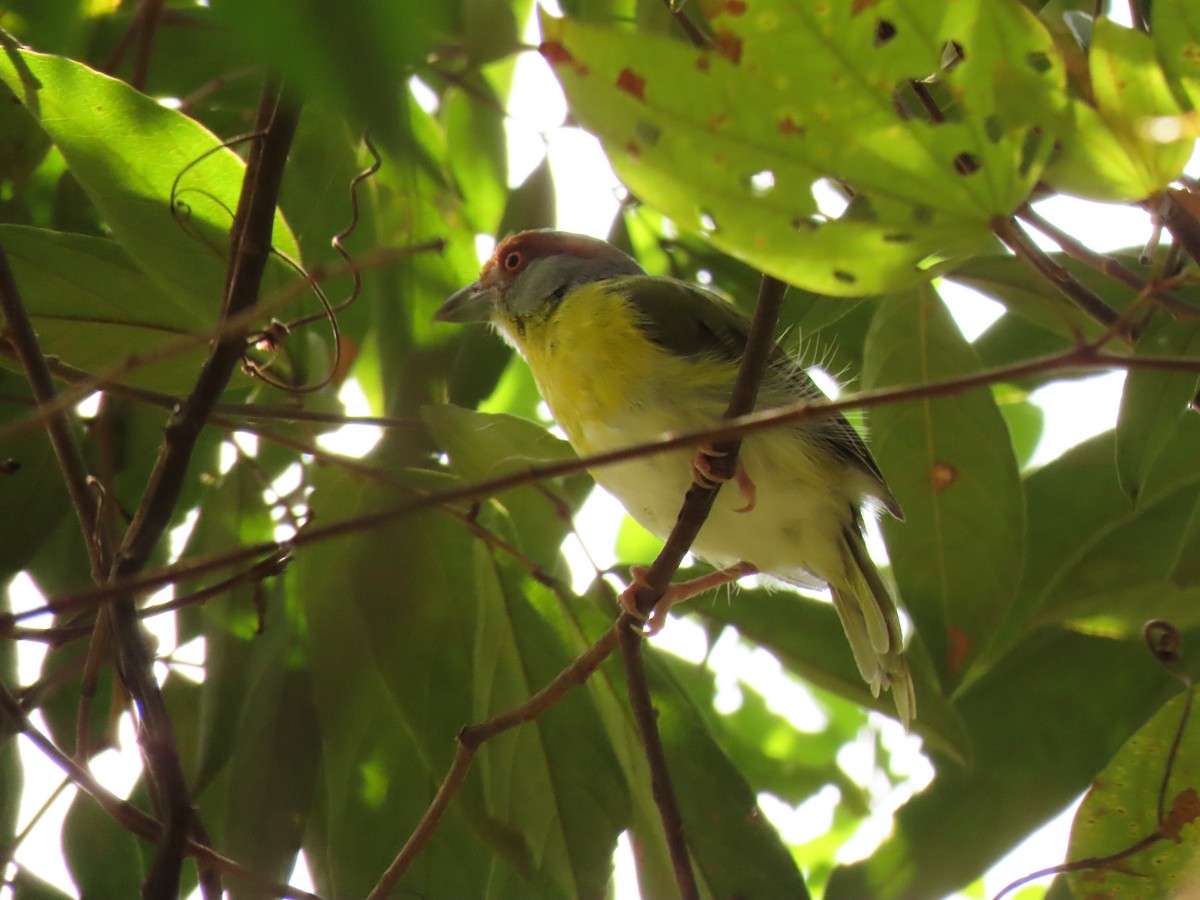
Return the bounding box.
[504,251,522,271]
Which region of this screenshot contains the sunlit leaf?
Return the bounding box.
[1045,18,1194,201]
[543,0,1067,294]
[697,588,971,762]
[0,47,300,309]
[1154,0,1200,109]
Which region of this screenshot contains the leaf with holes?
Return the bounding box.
[862,284,1024,689]
[1067,687,1200,900]
[541,0,1067,295]
[1045,17,1194,202]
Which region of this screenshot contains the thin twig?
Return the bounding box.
[368,626,623,898]
[1160,188,1200,269]
[0,242,441,448]
[0,241,105,579]
[660,0,712,47]
[992,216,1135,343]
[130,0,163,90]
[620,273,787,899]
[106,82,300,900]
[14,342,1200,628]
[1016,203,1200,319]
[0,685,325,900]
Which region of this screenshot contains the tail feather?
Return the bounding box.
[832,525,916,728]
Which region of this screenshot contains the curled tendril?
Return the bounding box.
[240,131,382,394]
[1144,619,1182,668]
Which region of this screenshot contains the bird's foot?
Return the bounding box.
[619,561,758,634]
[691,446,757,513]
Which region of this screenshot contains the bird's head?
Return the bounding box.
[435,229,644,329]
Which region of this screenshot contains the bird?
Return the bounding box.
[435,229,915,726]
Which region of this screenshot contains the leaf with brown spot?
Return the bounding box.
[539,40,575,66]
[863,284,1024,688]
[930,460,957,492]
[1068,688,1200,897]
[616,67,646,101]
[713,31,743,64]
[1162,787,1200,842]
[540,1,1068,295]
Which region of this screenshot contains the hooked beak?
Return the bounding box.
[434,281,500,324]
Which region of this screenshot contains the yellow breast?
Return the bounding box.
[499,281,736,454]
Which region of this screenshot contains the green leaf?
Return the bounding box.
[445,86,508,235]
[826,628,1182,900]
[0,584,20,844]
[863,285,1024,687]
[543,0,1067,294]
[1067,687,1200,899]
[1015,425,1200,633]
[220,607,320,898]
[0,225,227,392]
[0,373,72,582]
[1045,18,1194,201]
[7,867,77,900]
[1169,494,1200,588]
[472,561,629,898]
[1116,315,1200,502]
[949,251,1142,343]
[423,404,592,565]
[1154,0,1200,109]
[995,385,1044,469]
[61,791,145,897]
[0,47,299,309]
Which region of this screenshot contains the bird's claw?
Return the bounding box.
[691,446,757,513]
[618,561,759,635]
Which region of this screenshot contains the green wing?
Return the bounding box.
[614,275,902,519]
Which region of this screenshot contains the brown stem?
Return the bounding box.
[1160,188,1200,269]
[0,241,441,449]
[105,82,299,900]
[660,0,712,47]
[0,685,325,900]
[0,241,106,579]
[368,626,623,898]
[992,216,1134,343]
[131,0,163,90]
[15,343,1200,630]
[1016,203,1200,319]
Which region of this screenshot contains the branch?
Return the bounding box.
[1016,203,1200,319]
[367,626,622,898]
[17,340,1200,630]
[1160,188,1200,270]
[0,685,324,900]
[0,241,442,449]
[992,216,1135,343]
[0,241,106,579]
[107,82,300,899]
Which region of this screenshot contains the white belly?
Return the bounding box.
[578,413,867,587]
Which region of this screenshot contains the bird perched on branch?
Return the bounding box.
[436,229,914,726]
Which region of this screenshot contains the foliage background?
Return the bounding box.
[1,0,1199,898]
